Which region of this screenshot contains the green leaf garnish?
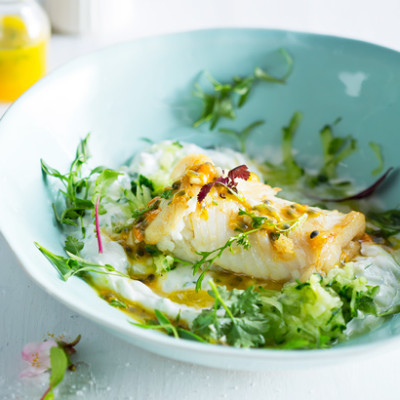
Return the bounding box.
[131,310,206,343]
[369,141,384,176]
[193,49,293,130]
[367,209,400,238]
[41,134,94,236]
[191,229,259,291]
[110,298,128,309]
[219,120,265,153]
[41,347,68,400]
[64,236,84,256]
[318,120,357,182]
[35,242,128,281]
[264,111,304,186]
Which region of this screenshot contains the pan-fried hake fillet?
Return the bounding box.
[140,154,366,282]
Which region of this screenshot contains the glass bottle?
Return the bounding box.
[0,0,50,103]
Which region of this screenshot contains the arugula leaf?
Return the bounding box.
[219,120,265,153]
[64,236,84,256]
[35,242,128,281]
[369,141,384,176]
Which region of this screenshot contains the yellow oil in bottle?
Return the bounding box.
[0,15,47,102]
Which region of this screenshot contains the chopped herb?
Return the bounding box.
[131,310,206,343]
[191,229,259,290]
[41,134,94,236]
[160,188,174,199]
[153,254,175,275]
[132,199,160,219]
[172,141,183,148]
[264,112,304,186]
[219,120,265,153]
[367,209,400,238]
[193,49,293,130]
[64,236,84,256]
[140,137,154,144]
[369,141,384,176]
[318,120,357,182]
[110,299,128,309]
[138,174,155,192]
[238,209,269,229]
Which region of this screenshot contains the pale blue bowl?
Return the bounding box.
[1,29,400,370]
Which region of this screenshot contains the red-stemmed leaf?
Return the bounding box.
[95,195,103,253]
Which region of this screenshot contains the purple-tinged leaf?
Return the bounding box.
[314,167,393,203]
[197,182,216,203]
[228,165,250,182]
[198,165,251,203]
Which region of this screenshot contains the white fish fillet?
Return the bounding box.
[141,154,366,282]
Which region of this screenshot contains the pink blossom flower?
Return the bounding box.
[20,339,58,378]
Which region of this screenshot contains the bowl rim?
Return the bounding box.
[1,27,400,365]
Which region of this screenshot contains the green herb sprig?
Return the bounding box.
[192,229,259,291]
[35,243,128,281]
[219,120,265,153]
[41,135,98,236]
[193,49,293,130]
[131,309,206,343]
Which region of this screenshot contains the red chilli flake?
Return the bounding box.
[95,195,103,253]
[197,165,250,203]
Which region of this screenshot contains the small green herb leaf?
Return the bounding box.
[64,236,84,256]
[110,299,128,309]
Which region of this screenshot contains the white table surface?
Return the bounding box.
[2,1,400,398]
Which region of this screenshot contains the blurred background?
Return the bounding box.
[1,0,400,112]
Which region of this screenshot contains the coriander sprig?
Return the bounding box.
[192,228,260,291]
